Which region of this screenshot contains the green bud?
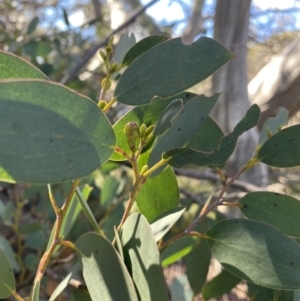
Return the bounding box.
[110,62,118,73]
[98,100,107,110]
[140,165,148,175]
[139,123,147,138]
[145,125,154,137]
[124,122,140,152]
[105,46,113,54]
[108,35,114,47]
[99,50,106,60]
[102,78,112,90]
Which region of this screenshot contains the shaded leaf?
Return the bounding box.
[113,33,136,65]
[114,226,124,261]
[150,207,186,242]
[257,124,300,167]
[206,219,300,289]
[26,16,39,35]
[101,176,119,207]
[185,240,211,295]
[259,107,289,145]
[0,236,20,272]
[247,283,273,301]
[170,275,193,301]
[153,98,183,136]
[111,92,195,161]
[76,232,138,301]
[239,192,300,237]
[0,249,15,299]
[122,35,169,66]
[163,104,260,169]
[136,151,179,222]
[115,37,234,105]
[202,269,241,300]
[161,236,198,267]
[0,80,115,184]
[149,94,219,170]
[62,9,70,27]
[0,50,47,80]
[121,213,168,301]
[23,41,52,57]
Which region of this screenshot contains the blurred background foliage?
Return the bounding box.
[1,0,300,300]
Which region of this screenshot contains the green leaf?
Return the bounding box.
[259,107,289,145]
[122,35,169,66]
[101,176,119,207]
[257,124,300,167]
[76,232,138,301]
[150,207,186,242]
[75,188,104,236]
[170,275,193,301]
[0,50,47,80]
[202,269,241,301]
[113,33,136,66]
[111,92,195,161]
[0,236,20,272]
[275,290,294,301]
[295,291,300,301]
[23,41,52,57]
[0,80,115,184]
[136,151,179,222]
[120,213,168,301]
[114,226,124,261]
[164,104,261,169]
[239,192,300,237]
[26,16,39,35]
[0,249,15,299]
[185,240,211,295]
[153,98,183,136]
[49,262,80,301]
[32,281,41,301]
[206,219,300,289]
[161,236,198,267]
[247,283,274,301]
[149,94,219,170]
[114,36,234,105]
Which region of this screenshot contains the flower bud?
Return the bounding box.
[98,100,107,110]
[124,122,140,152]
[110,62,118,73]
[102,78,112,90]
[105,46,113,54]
[99,50,106,60]
[108,35,114,47]
[145,125,154,137]
[139,123,147,138]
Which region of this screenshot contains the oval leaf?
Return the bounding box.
[76,232,138,301]
[239,192,300,237]
[0,80,115,184]
[257,124,300,167]
[0,50,47,80]
[121,213,169,301]
[206,219,300,290]
[122,35,169,66]
[0,249,15,299]
[136,151,179,222]
[114,36,234,105]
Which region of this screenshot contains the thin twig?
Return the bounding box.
[61,0,160,84]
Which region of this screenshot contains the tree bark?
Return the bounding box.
[212,0,268,186]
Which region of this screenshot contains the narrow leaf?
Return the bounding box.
[185,240,211,295]
[164,104,260,169]
[136,151,179,222]
[0,50,47,80]
[121,213,169,301]
[150,207,186,242]
[0,236,20,272]
[206,219,300,289]
[114,226,124,261]
[32,281,40,301]
[76,233,138,301]
[257,124,300,167]
[239,192,300,237]
[153,98,183,136]
[259,107,288,145]
[149,94,219,170]
[122,35,169,66]
[26,16,39,35]
[170,275,193,301]
[0,249,15,299]
[115,37,234,105]
[202,269,241,300]
[0,80,115,184]
[111,92,195,161]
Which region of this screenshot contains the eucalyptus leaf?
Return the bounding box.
[0,236,20,272]
[76,232,138,301]
[114,37,234,105]
[113,33,136,65]
[170,275,193,301]
[114,226,124,261]
[163,104,260,169]
[0,50,47,80]
[122,35,169,66]
[0,249,15,299]
[26,16,39,35]
[121,213,169,301]
[257,124,300,167]
[0,80,115,184]
[206,219,300,289]
[247,283,274,301]
[239,192,300,237]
